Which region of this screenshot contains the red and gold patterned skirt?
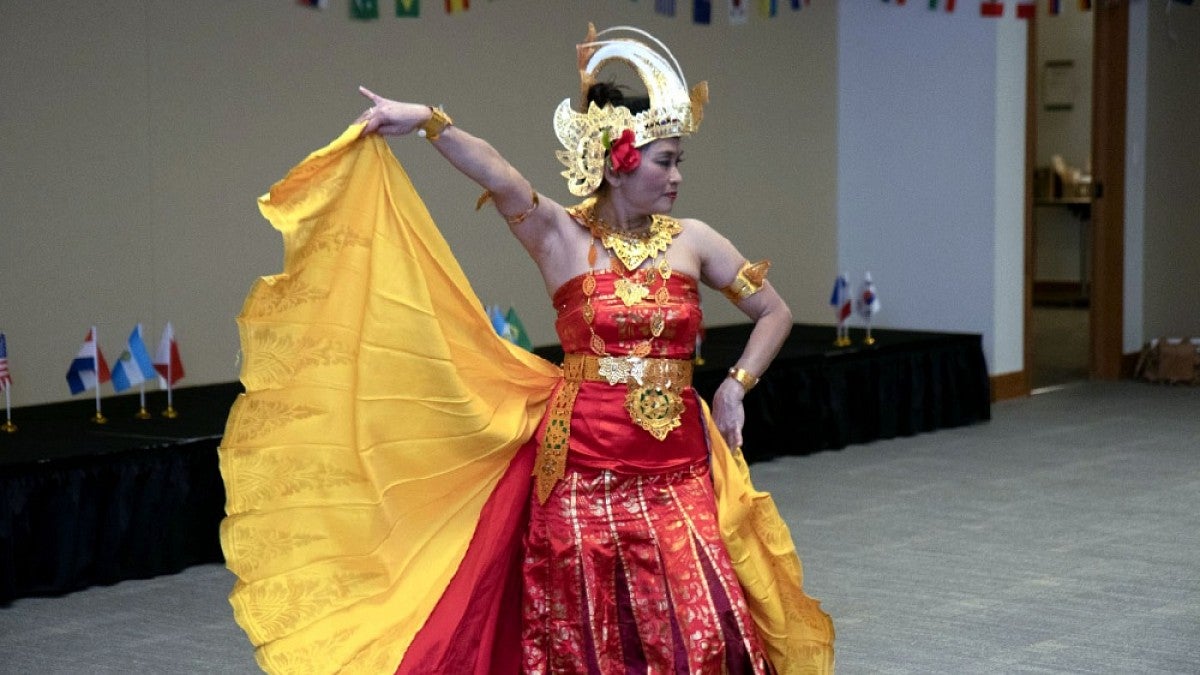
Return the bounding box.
[522,462,773,674]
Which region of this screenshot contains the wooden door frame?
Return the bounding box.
[1090,1,1127,379]
[1022,3,1127,394]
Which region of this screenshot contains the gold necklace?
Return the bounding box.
[567,198,682,359]
[571,198,682,271]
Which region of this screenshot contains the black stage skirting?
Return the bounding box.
[0,323,989,604]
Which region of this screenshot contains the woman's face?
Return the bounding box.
[616,137,683,215]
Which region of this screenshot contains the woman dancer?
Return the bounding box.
[221,25,832,674]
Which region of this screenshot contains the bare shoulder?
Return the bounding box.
[671,216,744,288]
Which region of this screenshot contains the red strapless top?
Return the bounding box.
[552,269,703,358]
[549,270,708,474]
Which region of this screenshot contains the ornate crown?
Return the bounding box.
[554,24,709,197]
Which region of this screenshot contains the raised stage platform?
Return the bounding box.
[0,323,989,604]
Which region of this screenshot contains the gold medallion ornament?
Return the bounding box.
[614,277,650,306]
[625,385,685,441]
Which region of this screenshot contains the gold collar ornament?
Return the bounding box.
[567,197,683,272]
[554,24,709,197]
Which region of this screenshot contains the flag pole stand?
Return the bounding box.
[92,381,106,424]
[2,388,15,432]
[162,384,177,419]
[135,384,151,419]
[834,323,852,347]
[863,322,876,346]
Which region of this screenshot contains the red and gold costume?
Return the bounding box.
[219,127,833,674]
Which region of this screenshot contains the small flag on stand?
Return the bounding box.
[297,0,327,8]
[656,0,677,17]
[1017,2,1036,19]
[113,324,159,419]
[66,327,111,423]
[694,0,713,24]
[504,308,534,351]
[759,0,778,18]
[487,305,534,351]
[112,325,157,393]
[154,322,185,418]
[1048,0,1061,15]
[855,272,882,345]
[0,333,11,390]
[830,273,852,347]
[444,0,468,13]
[1,333,15,433]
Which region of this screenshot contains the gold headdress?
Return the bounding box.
[554,24,709,196]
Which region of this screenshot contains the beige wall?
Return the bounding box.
[1142,3,1200,339]
[0,1,839,406]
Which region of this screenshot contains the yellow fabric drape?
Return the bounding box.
[220,125,560,673]
[221,126,834,674]
[705,400,836,674]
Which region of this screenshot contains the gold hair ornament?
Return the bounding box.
[721,260,772,303]
[554,24,709,196]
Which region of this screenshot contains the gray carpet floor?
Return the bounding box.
[1,380,1197,674]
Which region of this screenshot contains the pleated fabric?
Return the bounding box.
[219,125,560,673]
[706,400,836,673]
[220,125,834,674]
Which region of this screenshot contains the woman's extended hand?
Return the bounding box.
[355,86,431,137]
[712,377,747,450]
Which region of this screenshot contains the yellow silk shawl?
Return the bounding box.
[219,125,833,674]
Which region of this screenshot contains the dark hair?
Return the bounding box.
[586,82,650,114]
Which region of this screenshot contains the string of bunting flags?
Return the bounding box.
[298,0,1192,23]
[299,0,814,23]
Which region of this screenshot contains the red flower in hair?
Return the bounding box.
[607,129,641,174]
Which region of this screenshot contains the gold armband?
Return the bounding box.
[720,260,772,302]
[727,367,760,392]
[475,190,540,226]
[418,106,453,140]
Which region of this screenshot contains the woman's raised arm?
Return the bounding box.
[357,86,546,231]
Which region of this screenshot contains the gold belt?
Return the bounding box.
[534,354,693,504]
[563,353,694,387]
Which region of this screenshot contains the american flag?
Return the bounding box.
[0,333,11,389]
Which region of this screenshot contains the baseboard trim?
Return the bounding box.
[990,370,1028,401]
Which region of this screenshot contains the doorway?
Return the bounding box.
[1024,1,1127,394]
[1029,4,1094,390]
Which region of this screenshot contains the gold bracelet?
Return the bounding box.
[418,106,453,141]
[727,367,760,392]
